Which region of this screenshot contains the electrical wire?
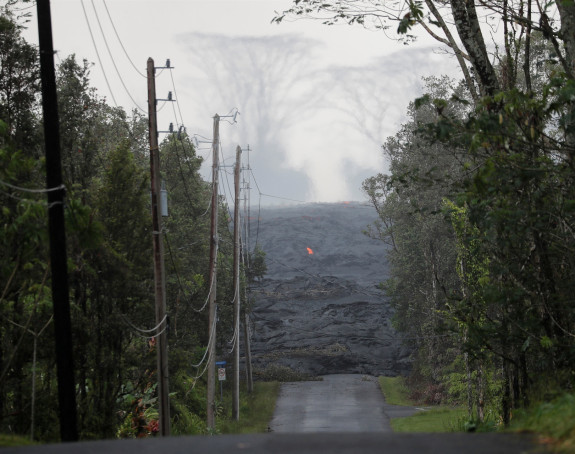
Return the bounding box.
[101,0,146,78]
[120,313,167,335]
[259,193,307,203]
[249,168,263,250]
[189,337,214,386]
[169,68,186,126]
[218,154,235,224]
[163,230,212,314]
[227,325,239,354]
[0,180,65,194]
[80,0,118,106]
[90,0,146,112]
[190,315,216,368]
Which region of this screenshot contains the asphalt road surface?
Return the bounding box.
[5,374,544,454]
[3,432,542,454]
[270,374,417,432]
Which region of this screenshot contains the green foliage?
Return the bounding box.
[510,393,575,453]
[0,434,37,447]
[378,376,415,406]
[216,382,280,434]
[397,1,424,34]
[365,56,575,433]
[391,407,468,433]
[116,380,159,439]
[442,355,502,418]
[0,7,252,444]
[246,245,267,283]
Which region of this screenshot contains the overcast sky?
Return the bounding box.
[23,0,462,205]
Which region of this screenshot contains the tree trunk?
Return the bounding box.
[502,360,511,426]
[423,0,479,102]
[554,0,575,79]
[450,0,500,95]
[477,360,485,423]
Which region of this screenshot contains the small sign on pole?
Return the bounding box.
[215,361,227,401]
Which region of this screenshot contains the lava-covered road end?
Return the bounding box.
[250,278,411,377]
[248,202,411,378]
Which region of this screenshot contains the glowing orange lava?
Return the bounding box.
[307,247,314,255]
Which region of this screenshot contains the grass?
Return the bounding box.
[1,381,280,444]
[379,376,466,433]
[0,434,37,447]
[217,381,281,434]
[391,406,468,433]
[378,376,415,406]
[508,393,575,453]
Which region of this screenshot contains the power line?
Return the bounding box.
[169,68,186,126]
[259,193,307,203]
[163,230,212,314]
[80,0,117,106]
[90,0,146,112]
[0,179,65,194]
[101,0,146,78]
[119,313,168,339]
[249,168,263,251]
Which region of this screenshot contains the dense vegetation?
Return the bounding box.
[3,0,575,444]
[276,0,575,438]
[0,4,253,441]
[277,0,575,434]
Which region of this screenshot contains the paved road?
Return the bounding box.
[270,374,417,432]
[3,432,542,454]
[4,374,543,453]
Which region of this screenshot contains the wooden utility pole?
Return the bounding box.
[243,313,254,393]
[232,146,242,420]
[147,57,170,436]
[241,147,254,394]
[36,0,78,442]
[206,114,220,429]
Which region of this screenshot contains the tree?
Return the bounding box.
[0,11,54,437]
[246,246,267,284]
[69,141,152,438]
[273,0,575,99]
[0,11,40,149]
[375,53,575,424]
[362,77,468,396]
[0,119,55,438]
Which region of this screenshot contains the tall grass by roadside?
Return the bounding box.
[378,376,415,406]
[391,407,468,433]
[217,381,280,434]
[0,434,36,447]
[509,393,575,453]
[379,376,466,433]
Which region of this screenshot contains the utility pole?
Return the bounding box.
[36,0,78,442]
[241,146,254,394]
[147,57,170,436]
[243,312,254,393]
[206,114,220,430]
[243,145,251,256]
[232,146,242,420]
